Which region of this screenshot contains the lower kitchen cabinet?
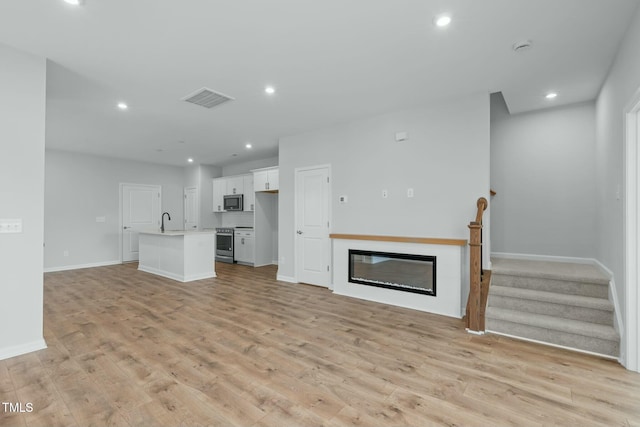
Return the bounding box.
[234,229,254,265]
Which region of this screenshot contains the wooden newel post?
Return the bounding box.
[466,197,487,333]
[467,222,483,332]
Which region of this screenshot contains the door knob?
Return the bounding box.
[123,226,130,230]
[297,230,303,234]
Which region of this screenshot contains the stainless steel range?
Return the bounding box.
[215,227,235,263]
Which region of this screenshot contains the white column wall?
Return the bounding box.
[0,43,47,359]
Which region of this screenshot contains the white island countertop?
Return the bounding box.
[139,229,216,236]
[138,230,216,282]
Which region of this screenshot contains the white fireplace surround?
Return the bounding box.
[332,236,466,318]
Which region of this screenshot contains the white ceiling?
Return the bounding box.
[0,0,637,167]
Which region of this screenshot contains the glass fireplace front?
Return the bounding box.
[348,249,436,296]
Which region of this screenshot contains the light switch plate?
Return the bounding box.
[0,218,22,233]
[395,132,408,142]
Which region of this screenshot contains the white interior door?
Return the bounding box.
[121,184,161,262]
[295,166,331,287]
[184,186,199,231]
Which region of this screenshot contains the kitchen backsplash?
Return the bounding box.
[221,211,254,228]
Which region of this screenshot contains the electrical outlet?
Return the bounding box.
[407,188,414,198]
[382,189,388,199]
[63,250,69,257]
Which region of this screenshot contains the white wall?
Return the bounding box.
[44,150,186,270]
[184,164,222,230]
[491,98,597,257]
[596,4,640,366]
[222,156,278,176]
[278,93,490,281]
[0,43,47,359]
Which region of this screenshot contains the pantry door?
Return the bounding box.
[295,165,331,287]
[121,183,161,262]
[184,186,199,230]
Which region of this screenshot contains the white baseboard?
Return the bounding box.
[137,265,215,282]
[254,261,279,268]
[44,260,121,273]
[276,274,297,283]
[487,329,619,362]
[491,252,595,265]
[0,338,47,361]
[592,260,624,346]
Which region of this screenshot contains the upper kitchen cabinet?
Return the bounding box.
[226,175,244,195]
[213,178,226,212]
[213,173,254,212]
[243,174,254,211]
[253,167,279,192]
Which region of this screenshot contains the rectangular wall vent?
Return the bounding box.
[181,87,234,109]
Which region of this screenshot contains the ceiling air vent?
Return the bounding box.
[181,87,234,109]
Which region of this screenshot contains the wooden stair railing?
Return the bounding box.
[466,197,488,333]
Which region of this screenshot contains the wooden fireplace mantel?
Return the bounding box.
[329,234,467,246]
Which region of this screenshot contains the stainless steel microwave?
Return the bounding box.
[223,194,243,211]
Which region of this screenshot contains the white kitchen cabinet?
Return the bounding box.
[243,174,255,211]
[214,174,254,212]
[212,178,226,212]
[226,176,244,195]
[234,229,254,265]
[253,167,279,192]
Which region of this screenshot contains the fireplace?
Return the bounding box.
[348,249,436,296]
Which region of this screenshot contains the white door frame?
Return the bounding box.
[119,183,162,263]
[294,164,332,287]
[624,89,640,372]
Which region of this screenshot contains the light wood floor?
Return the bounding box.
[1,262,639,426]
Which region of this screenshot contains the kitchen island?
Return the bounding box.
[138,230,216,282]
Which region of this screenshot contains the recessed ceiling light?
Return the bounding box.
[187,158,194,163]
[434,14,452,27]
[245,143,252,149]
[64,0,84,5]
[265,86,275,95]
[545,92,558,100]
[117,102,128,110]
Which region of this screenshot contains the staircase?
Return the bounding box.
[485,257,619,358]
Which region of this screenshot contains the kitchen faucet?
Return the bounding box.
[161,212,171,233]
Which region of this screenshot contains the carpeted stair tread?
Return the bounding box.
[491,258,609,285]
[490,285,613,311]
[485,307,618,341]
